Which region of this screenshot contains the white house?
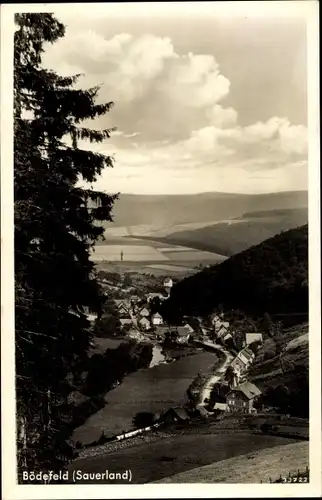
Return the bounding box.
[151,312,163,325]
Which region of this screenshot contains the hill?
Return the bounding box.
[154,442,309,483]
[106,191,308,229]
[161,225,308,319]
[150,207,308,256]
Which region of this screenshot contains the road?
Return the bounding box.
[197,342,233,406]
[197,323,234,407]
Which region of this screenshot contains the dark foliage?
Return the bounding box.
[132,412,155,429]
[83,341,153,396]
[161,225,308,321]
[15,13,116,473]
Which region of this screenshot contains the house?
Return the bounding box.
[222,332,233,343]
[114,300,131,317]
[138,306,150,318]
[231,346,255,376]
[120,318,133,326]
[163,277,173,296]
[155,325,171,339]
[231,357,246,377]
[239,346,255,365]
[175,326,191,343]
[163,277,173,288]
[147,293,165,303]
[244,332,263,347]
[138,317,151,330]
[183,323,195,334]
[151,312,163,325]
[160,406,190,424]
[226,382,262,414]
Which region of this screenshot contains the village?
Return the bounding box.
[86,269,268,433]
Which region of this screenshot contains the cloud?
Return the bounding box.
[42,19,308,194]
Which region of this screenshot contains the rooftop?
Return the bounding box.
[229,381,262,400]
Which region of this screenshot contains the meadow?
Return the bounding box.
[72,349,219,445]
[70,432,301,484]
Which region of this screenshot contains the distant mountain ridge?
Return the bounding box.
[147,206,308,256]
[107,190,308,228]
[161,225,308,320]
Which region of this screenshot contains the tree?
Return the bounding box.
[132,412,155,428]
[123,274,132,288]
[14,14,117,475]
[224,366,236,387]
[94,314,121,338]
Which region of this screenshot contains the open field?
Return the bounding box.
[154,441,309,483]
[72,350,219,445]
[69,432,301,484]
[92,232,227,275]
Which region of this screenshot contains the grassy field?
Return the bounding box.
[92,232,226,277]
[69,432,301,484]
[154,441,309,483]
[72,350,219,445]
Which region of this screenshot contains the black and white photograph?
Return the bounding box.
[1,1,321,498]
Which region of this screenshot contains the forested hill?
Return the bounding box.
[161,225,308,320]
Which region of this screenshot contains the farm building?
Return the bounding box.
[226,382,261,414]
[151,312,163,325]
[160,406,190,424]
[244,332,263,347]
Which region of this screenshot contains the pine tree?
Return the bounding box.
[14,13,117,476]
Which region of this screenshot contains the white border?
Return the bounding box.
[1,2,321,498]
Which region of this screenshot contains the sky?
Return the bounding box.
[42,3,308,195]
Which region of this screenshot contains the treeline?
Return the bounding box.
[83,340,153,395]
[161,225,308,322]
[14,13,117,474]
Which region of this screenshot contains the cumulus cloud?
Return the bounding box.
[42,19,308,194]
